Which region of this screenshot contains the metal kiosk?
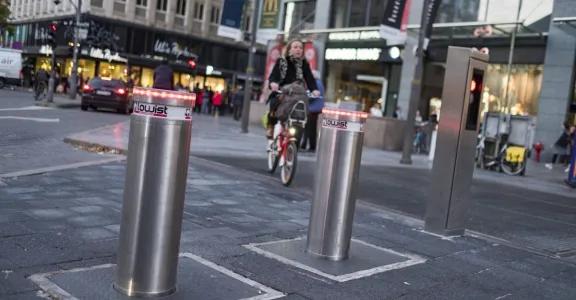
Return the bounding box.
[424,47,488,236]
[114,88,195,297]
[306,107,368,261]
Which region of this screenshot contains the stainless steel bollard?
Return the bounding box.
[114,88,195,297]
[306,108,368,261]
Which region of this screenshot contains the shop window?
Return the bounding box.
[176,0,187,16]
[210,6,220,24]
[368,0,386,26]
[91,0,103,8]
[194,2,204,20]
[79,60,96,82]
[156,0,167,11]
[205,77,225,92]
[98,62,127,80]
[480,64,543,117]
[141,68,154,88]
[348,0,368,27]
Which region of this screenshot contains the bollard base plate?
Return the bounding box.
[245,237,426,282]
[29,253,284,300]
[112,283,176,298]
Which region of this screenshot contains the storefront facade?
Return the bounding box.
[12,15,266,92]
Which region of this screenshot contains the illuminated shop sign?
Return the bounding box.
[88,48,127,62]
[328,31,381,41]
[325,48,382,61]
[154,40,197,59]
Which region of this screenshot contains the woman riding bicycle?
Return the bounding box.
[267,39,320,142]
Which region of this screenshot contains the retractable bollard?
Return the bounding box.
[114,88,195,297]
[306,108,368,261]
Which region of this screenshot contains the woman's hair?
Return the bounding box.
[283,39,304,58]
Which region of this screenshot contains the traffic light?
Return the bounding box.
[47,22,58,47]
[187,59,197,70]
[466,69,484,131]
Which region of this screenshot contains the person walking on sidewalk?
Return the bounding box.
[300,70,324,152]
[201,87,212,114]
[212,90,223,117]
[546,122,572,170]
[232,86,244,121]
[153,60,174,90]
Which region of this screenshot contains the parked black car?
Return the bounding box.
[81,78,132,114]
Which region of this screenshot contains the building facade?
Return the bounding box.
[7,0,266,91]
[294,0,574,155]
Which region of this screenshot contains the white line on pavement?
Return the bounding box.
[0,116,60,122]
[0,106,52,111]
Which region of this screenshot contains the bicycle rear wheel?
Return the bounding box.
[281,142,298,186]
[267,137,280,174]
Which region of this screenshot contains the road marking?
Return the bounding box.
[0,157,125,179]
[0,116,60,122]
[0,106,52,111]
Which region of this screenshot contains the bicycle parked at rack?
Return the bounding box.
[477,134,527,176]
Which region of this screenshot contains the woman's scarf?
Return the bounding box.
[279,55,304,83]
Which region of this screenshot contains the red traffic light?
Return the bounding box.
[187,59,196,69]
[470,79,482,93]
[49,23,58,32]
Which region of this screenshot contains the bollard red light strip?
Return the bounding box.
[322,108,368,119]
[133,88,196,101]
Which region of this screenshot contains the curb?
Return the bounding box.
[63,137,127,155]
[0,156,125,179]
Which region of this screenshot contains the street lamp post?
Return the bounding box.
[69,0,82,99]
[240,0,261,133]
[54,0,82,100]
[400,0,430,165]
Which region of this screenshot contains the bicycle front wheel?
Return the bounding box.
[500,157,526,176]
[267,137,280,174]
[281,142,298,186]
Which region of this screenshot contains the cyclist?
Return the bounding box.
[267,39,320,146]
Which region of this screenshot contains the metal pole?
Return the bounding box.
[241,0,261,133]
[400,0,430,165]
[503,0,522,115]
[69,0,81,99]
[494,0,521,153]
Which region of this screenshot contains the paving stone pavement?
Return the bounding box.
[0,157,576,299]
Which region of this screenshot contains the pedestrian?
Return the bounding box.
[545,122,572,170]
[301,71,324,152]
[393,106,401,119]
[232,85,244,121]
[212,90,223,116]
[201,87,211,114]
[370,103,383,117]
[34,68,49,100]
[193,83,202,113]
[153,59,174,90]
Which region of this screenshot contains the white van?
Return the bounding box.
[0,48,23,89]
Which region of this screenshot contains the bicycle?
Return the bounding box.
[267,95,311,186]
[477,134,527,176]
